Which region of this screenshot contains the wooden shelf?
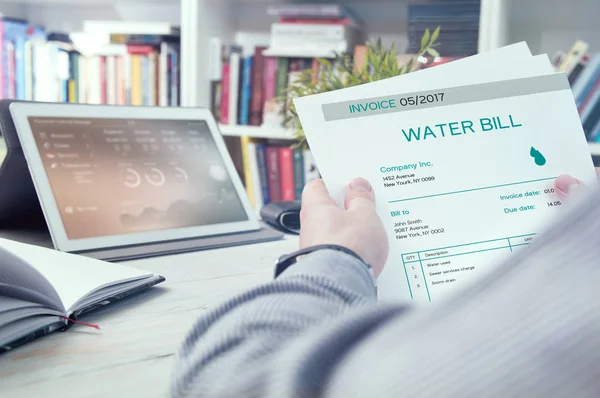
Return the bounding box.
[218,124,297,140]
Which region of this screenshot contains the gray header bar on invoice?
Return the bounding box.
[320,73,570,122]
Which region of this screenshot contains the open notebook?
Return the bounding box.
[0,238,165,352]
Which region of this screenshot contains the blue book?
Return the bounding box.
[170,49,179,106]
[29,26,47,40]
[239,56,253,125]
[581,84,600,127]
[142,56,150,105]
[571,53,600,108]
[255,143,270,205]
[590,117,600,142]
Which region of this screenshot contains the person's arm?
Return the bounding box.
[170,178,395,397]
[171,175,600,398]
[170,249,388,397]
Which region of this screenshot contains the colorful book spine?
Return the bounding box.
[250,47,266,126]
[279,147,295,201]
[263,57,278,103]
[240,136,255,206]
[169,48,179,106]
[292,148,305,200]
[275,58,289,98]
[255,143,270,205]
[220,63,231,124]
[13,21,28,100]
[240,56,253,125]
[266,146,282,202]
[571,53,600,108]
[100,56,107,105]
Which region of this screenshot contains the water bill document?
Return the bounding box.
[293,44,597,304]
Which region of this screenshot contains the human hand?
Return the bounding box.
[300,178,389,277]
[554,167,600,199]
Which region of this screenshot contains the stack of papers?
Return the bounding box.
[293,42,597,303]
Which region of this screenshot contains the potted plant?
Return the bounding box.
[284,27,441,149]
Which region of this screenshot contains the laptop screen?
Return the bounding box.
[27,116,249,240]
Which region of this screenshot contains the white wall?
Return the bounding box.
[507,0,600,56]
[1,1,180,33]
[0,3,27,19]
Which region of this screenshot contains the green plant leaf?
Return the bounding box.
[427,48,440,57]
[283,28,441,148]
[431,26,440,44]
[317,58,331,68]
[421,28,430,50]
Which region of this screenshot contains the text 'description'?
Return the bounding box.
[320,74,569,122]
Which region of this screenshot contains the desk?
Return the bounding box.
[0,236,299,398]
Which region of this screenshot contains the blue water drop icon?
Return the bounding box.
[530,146,546,166]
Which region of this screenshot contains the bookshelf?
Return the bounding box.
[2,0,598,134]
[1,0,600,200]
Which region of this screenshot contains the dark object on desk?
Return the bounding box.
[260,201,301,235]
[0,100,42,225]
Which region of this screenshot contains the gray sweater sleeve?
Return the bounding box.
[170,187,600,398]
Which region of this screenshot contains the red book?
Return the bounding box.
[100,56,107,105]
[127,45,155,55]
[266,147,281,202]
[279,147,295,201]
[220,63,230,124]
[262,57,278,104]
[250,47,266,126]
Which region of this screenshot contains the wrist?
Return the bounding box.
[275,245,377,290]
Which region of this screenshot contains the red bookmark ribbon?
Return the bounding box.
[60,316,101,330]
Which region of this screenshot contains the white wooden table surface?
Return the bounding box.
[0,236,300,398]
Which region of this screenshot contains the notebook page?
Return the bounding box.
[0,238,154,311]
[0,246,63,310]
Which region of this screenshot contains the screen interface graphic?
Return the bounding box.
[28,117,248,239]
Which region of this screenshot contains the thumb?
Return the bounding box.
[554,174,583,200]
[344,177,376,211]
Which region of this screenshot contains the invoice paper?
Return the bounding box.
[294,50,597,303]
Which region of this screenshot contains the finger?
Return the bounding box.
[596,167,600,179]
[344,177,376,211]
[302,179,336,208]
[554,174,582,199]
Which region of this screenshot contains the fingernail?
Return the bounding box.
[555,175,580,196]
[567,182,580,194]
[350,178,372,192]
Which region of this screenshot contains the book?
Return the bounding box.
[0,238,165,352]
[266,146,282,202]
[293,42,597,304]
